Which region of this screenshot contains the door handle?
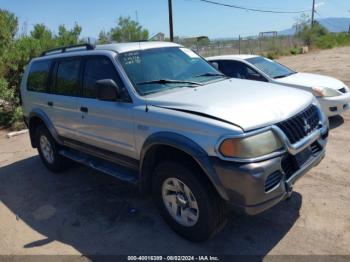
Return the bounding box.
[47,101,53,107]
[80,107,88,113]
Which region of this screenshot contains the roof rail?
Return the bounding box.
[40,43,96,57]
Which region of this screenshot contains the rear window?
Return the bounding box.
[27,60,51,92]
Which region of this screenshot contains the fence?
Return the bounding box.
[179,36,304,57]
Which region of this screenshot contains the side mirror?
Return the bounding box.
[95,79,120,101]
[211,62,219,70]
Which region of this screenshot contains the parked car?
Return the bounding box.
[20,42,328,241]
[207,55,350,117]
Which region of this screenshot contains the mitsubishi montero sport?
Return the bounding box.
[20,42,329,241]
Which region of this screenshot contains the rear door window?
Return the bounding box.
[54,59,81,96]
[27,60,51,92]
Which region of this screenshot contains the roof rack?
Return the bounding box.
[40,43,96,57]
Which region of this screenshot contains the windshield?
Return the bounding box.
[118,47,225,96]
[246,56,295,79]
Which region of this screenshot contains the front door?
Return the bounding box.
[75,55,136,159]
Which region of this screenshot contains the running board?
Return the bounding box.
[59,148,138,184]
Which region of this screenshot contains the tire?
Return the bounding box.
[152,161,227,242]
[36,125,67,172]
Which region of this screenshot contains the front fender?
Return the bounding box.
[140,132,229,200]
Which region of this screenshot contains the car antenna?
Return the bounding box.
[139,40,149,112]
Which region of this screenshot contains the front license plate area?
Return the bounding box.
[295,147,312,168]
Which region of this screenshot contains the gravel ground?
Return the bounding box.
[0,46,349,257]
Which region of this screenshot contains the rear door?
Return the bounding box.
[75,55,136,158]
[47,57,82,140]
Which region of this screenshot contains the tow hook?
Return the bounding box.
[285,183,293,199]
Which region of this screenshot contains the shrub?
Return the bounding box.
[315,33,350,49]
[290,47,301,55]
[316,34,336,49]
[0,78,14,105]
[10,106,25,130]
[333,33,350,46]
[0,78,24,130]
[266,51,280,59]
[0,105,24,130]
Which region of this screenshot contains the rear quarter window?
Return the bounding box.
[27,60,51,92]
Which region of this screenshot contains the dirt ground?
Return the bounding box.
[0,46,350,257]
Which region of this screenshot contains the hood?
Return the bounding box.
[148,78,313,131]
[275,72,346,90]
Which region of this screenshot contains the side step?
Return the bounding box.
[59,148,138,184]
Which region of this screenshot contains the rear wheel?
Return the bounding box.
[153,161,227,242]
[36,125,67,172]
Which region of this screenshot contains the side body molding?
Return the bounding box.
[28,109,63,147]
[140,132,229,200]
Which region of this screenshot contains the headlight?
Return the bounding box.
[219,130,283,159]
[312,87,340,97]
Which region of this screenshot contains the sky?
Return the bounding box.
[0,0,349,39]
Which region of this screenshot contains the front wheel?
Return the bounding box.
[153,161,227,242]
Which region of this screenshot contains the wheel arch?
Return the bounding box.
[139,132,229,201]
[28,109,62,148]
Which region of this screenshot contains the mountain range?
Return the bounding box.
[279,17,350,35]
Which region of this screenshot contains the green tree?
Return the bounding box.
[110,16,149,42]
[31,23,55,50]
[98,30,110,44]
[31,23,52,40]
[296,15,329,46]
[0,9,18,50]
[0,9,18,76]
[0,9,18,112]
[56,23,82,46]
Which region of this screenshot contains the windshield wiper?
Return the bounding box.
[137,79,203,86]
[195,72,226,78]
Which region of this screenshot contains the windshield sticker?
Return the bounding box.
[179,48,200,58]
[122,52,141,65]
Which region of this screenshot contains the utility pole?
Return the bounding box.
[135,10,139,23]
[168,0,174,42]
[238,35,241,54]
[311,0,316,27]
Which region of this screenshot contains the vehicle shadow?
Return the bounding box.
[329,115,344,130]
[0,156,302,256]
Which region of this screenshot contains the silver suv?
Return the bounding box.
[20,42,329,241]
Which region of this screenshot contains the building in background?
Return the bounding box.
[149,32,165,41]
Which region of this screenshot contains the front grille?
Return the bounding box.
[339,87,347,94]
[276,105,320,144]
[265,171,283,192]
